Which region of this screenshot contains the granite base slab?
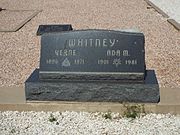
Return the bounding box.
[25,69,160,103]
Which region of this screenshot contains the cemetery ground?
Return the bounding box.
[0,0,180,134]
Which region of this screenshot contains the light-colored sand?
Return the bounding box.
[0,0,179,88]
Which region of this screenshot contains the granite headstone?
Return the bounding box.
[25,29,160,103]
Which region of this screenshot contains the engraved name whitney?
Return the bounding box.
[67,38,118,48]
[54,38,130,57]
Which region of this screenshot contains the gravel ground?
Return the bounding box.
[0,0,179,88]
[0,10,35,31]
[149,0,180,23]
[0,111,180,135]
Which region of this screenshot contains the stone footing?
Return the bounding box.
[25,69,160,103]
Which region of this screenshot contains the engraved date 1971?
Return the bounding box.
[74,59,85,65]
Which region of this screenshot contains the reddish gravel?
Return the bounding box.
[0,0,179,88]
[0,10,35,31]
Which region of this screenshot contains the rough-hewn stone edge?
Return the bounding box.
[167,19,180,31]
[25,69,159,103]
[1,102,180,115]
[0,10,42,32]
[39,71,145,82]
[144,0,169,18]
